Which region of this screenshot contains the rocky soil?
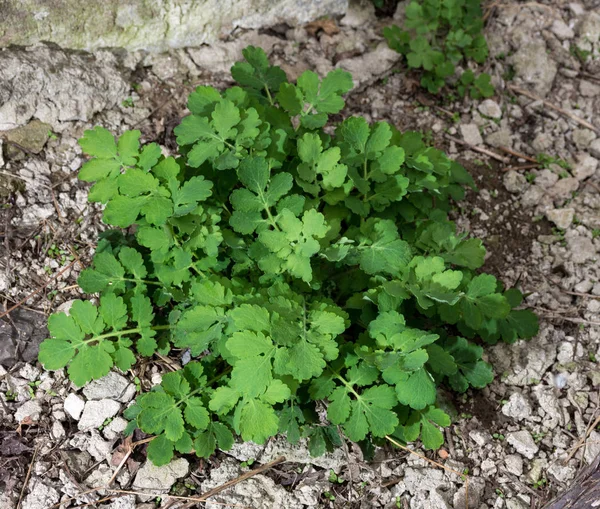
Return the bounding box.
[1,1,600,508]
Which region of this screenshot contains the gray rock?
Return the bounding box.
[2,120,51,157]
[510,41,557,97]
[551,19,575,39]
[578,12,600,42]
[105,495,136,509]
[572,129,597,150]
[459,123,483,146]
[14,400,42,422]
[83,372,131,402]
[504,171,528,193]
[0,0,348,52]
[200,458,304,508]
[403,467,448,493]
[589,138,600,159]
[504,454,524,476]
[486,128,512,148]
[547,177,579,202]
[507,430,539,459]
[547,461,576,483]
[490,326,557,387]
[536,169,559,189]
[567,235,597,264]
[336,42,402,87]
[469,429,492,446]
[584,431,600,464]
[64,393,85,420]
[0,44,129,130]
[229,436,347,472]
[478,99,502,119]
[103,416,128,440]
[51,421,66,440]
[580,80,600,97]
[340,0,375,26]
[22,480,60,509]
[521,184,546,207]
[572,154,598,180]
[133,458,190,493]
[502,393,533,421]
[506,499,528,509]
[546,208,575,229]
[453,478,484,509]
[78,399,120,430]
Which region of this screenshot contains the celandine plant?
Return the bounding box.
[39,47,537,465]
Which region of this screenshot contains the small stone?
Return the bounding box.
[105,495,136,509]
[507,430,539,459]
[546,208,575,229]
[547,461,576,483]
[3,120,52,157]
[83,372,131,401]
[133,458,189,493]
[502,393,533,421]
[504,454,524,476]
[64,393,85,420]
[585,431,600,464]
[572,128,597,150]
[536,169,559,189]
[589,139,600,159]
[478,99,502,119]
[469,429,492,447]
[485,128,512,148]
[480,459,497,476]
[567,235,597,264]
[506,499,528,509]
[460,123,483,146]
[573,153,598,180]
[15,400,42,422]
[453,478,485,509]
[504,171,528,193]
[51,421,65,439]
[103,416,128,440]
[510,41,557,97]
[580,80,600,97]
[18,364,40,381]
[547,177,579,201]
[22,480,60,509]
[551,19,575,39]
[78,399,120,430]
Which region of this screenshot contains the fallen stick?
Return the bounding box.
[498,145,538,163]
[508,85,600,134]
[445,134,510,163]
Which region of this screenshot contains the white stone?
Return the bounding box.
[64,393,85,420]
[546,208,575,229]
[14,400,42,422]
[51,421,65,439]
[336,42,402,87]
[572,154,598,180]
[547,461,576,483]
[78,399,120,430]
[22,480,60,509]
[572,128,597,150]
[502,393,533,421]
[133,458,189,492]
[589,138,600,159]
[584,431,600,464]
[478,99,502,119]
[509,41,557,97]
[567,235,597,264]
[103,416,128,440]
[504,454,524,476]
[507,430,539,459]
[551,19,575,39]
[460,123,483,146]
[580,80,600,98]
[469,429,492,447]
[82,371,131,401]
[504,171,528,193]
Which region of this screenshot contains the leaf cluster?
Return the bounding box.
[384,0,494,96]
[39,46,536,465]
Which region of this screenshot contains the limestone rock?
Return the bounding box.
[507,430,539,459]
[546,208,575,229]
[0,0,348,52]
[510,41,557,97]
[459,123,483,146]
[78,399,120,430]
[133,458,189,493]
[64,393,85,420]
[82,372,132,402]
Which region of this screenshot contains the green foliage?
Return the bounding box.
[383,0,494,96]
[39,46,537,466]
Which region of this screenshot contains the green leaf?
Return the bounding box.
[147,435,175,466]
[391,368,437,410]
[237,399,279,444]
[79,126,117,159]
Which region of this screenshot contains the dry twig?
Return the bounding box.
[445,134,510,163]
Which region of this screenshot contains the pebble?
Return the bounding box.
[133,458,189,493]
[507,430,539,459]
[64,393,85,420]
[478,99,502,119]
[551,19,575,40]
[78,399,121,430]
[572,153,598,180]
[504,454,524,476]
[546,208,575,229]
[502,393,533,421]
[460,123,483,146]
[82,371,133,402]
[14,400,42,422]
